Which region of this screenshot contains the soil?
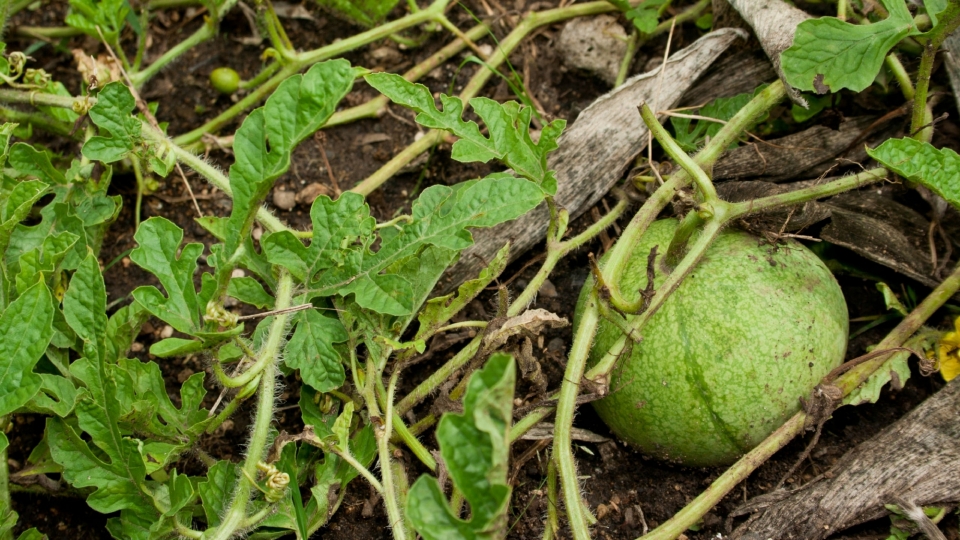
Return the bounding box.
[5,1,960,539]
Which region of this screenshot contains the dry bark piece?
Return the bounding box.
[943,30,960,115]
[723,0,811,105]
[712,116,875,182]
[731,379,960,540]
[557,15,629,86]
[440,29,746,293]
[820,190,937,287]
[678,50,777,108]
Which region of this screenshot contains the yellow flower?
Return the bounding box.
[937,317,960,382]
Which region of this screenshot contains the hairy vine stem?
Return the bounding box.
[910,0,960,140]
[205,271,293,540]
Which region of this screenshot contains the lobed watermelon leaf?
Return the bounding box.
[782,0,919,93]
[365,73,565,193]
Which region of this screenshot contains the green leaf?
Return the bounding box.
[114,357,210,441]
[50,253,155,517]
[847,332,938,406]
[9,143,67,184]
[14,231,78,296]
[609,0,667,33]
[27,374,79,416]
[284,309,348,392]
[227,276,275,309]
[199,460,239,528]
[82,82,142,163]
[0,281,54,416]
[315,0,399,27]
[867,138,960,209]
[364,73,565,190]
[669,85,767,153]
[782,0,919,93]
[222,59,354,260]
[66,0,129,44]
[407,353,515,539]
[7,202,88,273]
[130,217,204,333]
[332,400,355,451]
[877,282,908,316]
[925,0,948,26]
[264,175,543,316]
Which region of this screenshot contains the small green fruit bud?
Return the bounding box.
[209,67,240,95]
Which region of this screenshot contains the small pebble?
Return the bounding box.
[159,325,174,339]
[273,189,296,210]
[539,279,558,297]
[231,268,245,278]
[130,342,144,353]
[296,182,330,205]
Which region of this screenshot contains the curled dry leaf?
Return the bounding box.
[483,308,568,351]
[71,49,121,88]
[295,182,331,205]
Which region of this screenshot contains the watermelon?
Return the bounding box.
[576,219,848,466]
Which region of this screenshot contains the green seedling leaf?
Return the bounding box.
[227,276,275,309]
[670,85,767,153]
[0,281,55,417]
[315,0,399,27]
[265,176,543,317]
[782,0,919,93]
[608,0,668,33]
[82,82,142,163]
[868,138,960,209]
[130,217,204,332]
[114,357,211,441]
[199,460,239,528]
[27,374,79,416]
[49,254,154,517]
[365,73,565,192]
[222,59,354,263]
[9,143,67,184]
[7,202,88,273]
[284,309,348,392]
[407,353,516,539]
[66,0,129,44]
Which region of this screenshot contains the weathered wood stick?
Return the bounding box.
[439,28,746,294]
[731,378,960,540]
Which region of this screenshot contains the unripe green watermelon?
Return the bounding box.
[576,219,848,467]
